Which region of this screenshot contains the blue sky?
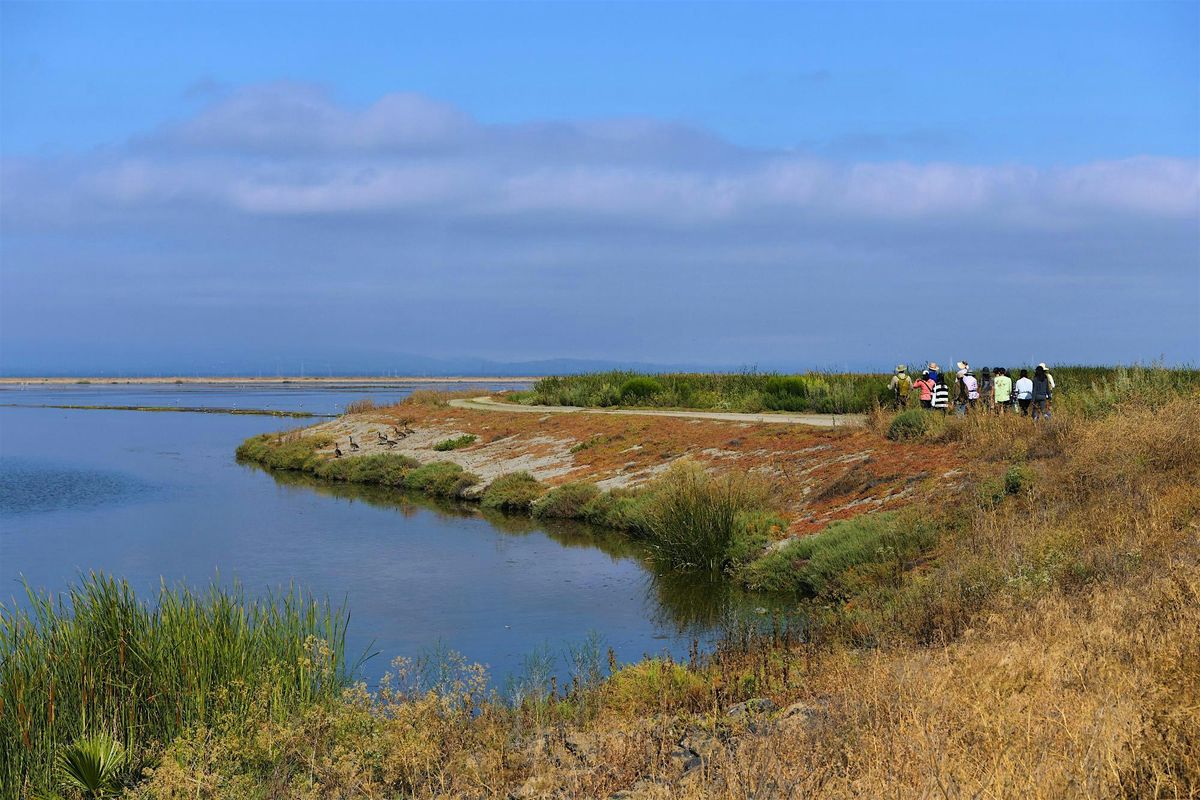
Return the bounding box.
[2,1,1197,373]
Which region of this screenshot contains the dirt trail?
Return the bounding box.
[448,396,865,428]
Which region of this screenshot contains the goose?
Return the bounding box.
[348,434,360,452]
[377,431,390,444]
[334,443,343,458]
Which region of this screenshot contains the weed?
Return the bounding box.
[532,482,600,519]
[481,472,545,512]
[432,434,478,452]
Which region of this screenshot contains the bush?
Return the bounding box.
[481,472,545,512]
[640,461,770,572]
[726,510,788,568]
[404,462,480,499]
[433,434,478,452]
[1004,464,1034,495]
[581,489,651,531]
[887,409,929,441]
[619,377,664,404]
[312,453,419,486]
[602,659,707,716]
[532,482,600,519]
[737,512,936,596]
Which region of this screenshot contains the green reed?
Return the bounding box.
[0,573,353,797]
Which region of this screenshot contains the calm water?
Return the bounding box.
[0,383,770,685]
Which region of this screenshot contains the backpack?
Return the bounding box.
[896,374,912,395]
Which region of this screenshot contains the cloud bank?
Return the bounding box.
[2,82,1197,372]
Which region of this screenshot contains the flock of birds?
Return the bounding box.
[333,420,415,458]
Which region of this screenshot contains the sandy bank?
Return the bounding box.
[282,397,961,535]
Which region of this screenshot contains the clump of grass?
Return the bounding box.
[737,511,936,596]
[569,435,606,454]
[581,488,651,531]
[481,472,545,512]
[0,574,350,797]
[344,397,377,414]
[887,408,929,441]
[618,377,663,404]
[404,462,480,499]
[640,461,771,572]
[236,431,332,471]
[532,482,600,519]
[432,434,477,452]
[313,453,419,485]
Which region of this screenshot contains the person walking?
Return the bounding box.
[913,370,935,409]
[1014,369,1034,416]
[931,374,950,413]
[954,361,975,415]
[927,362,941,385]
[962,369,980,413]
[980,367,994,412]
[993,367,1012,414]
[1032,365,1052,421]
[1038,363,1056,393]
[888,365,913,409]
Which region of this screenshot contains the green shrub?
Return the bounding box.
[481,472,545,512]
[532,482,600,519]
[887,409,929,441]
[640,461,770,572]
[737,512,936,596]
[433,434,478,452]
[726,510,788,568]
[1004,464,1034,495]
[619,377,664,404]
[581,489,651,532]
[236,432,332,471]
[405,462,480,498]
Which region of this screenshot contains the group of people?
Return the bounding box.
[888,361,1056,419]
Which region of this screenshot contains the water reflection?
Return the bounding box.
[247,465,795,639]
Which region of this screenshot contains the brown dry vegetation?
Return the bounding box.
[120,393,1200,799]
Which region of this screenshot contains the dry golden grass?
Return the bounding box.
[118,398,1200,799]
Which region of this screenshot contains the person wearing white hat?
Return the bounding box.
[1037,363,1056,392]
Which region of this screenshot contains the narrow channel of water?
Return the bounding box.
[0,383,789,685]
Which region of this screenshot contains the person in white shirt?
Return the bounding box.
[1014,369,1034,416]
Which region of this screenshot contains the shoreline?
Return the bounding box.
[0,375,542,385]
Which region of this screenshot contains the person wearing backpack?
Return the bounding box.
[931,374,950,413]
[980,367,994,412]
[888,364,913,409]
[913,370,935,409]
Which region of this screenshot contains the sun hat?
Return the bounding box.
[1038,362,1048,370]
[956,360,968,371]
[928,362,939,371]
[896,364,906,373]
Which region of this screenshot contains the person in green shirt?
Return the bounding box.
[992,367,1013,414]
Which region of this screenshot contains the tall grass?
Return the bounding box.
[640,461,771,572]
[0,573,352,797]
[519,365,1200,414]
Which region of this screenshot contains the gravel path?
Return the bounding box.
[448,396,865,428]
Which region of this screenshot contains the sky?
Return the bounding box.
[1,1,1197,374]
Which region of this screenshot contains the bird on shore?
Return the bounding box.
[377,431,390,445]
[349,434,360,452]
[334,443,342,458]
